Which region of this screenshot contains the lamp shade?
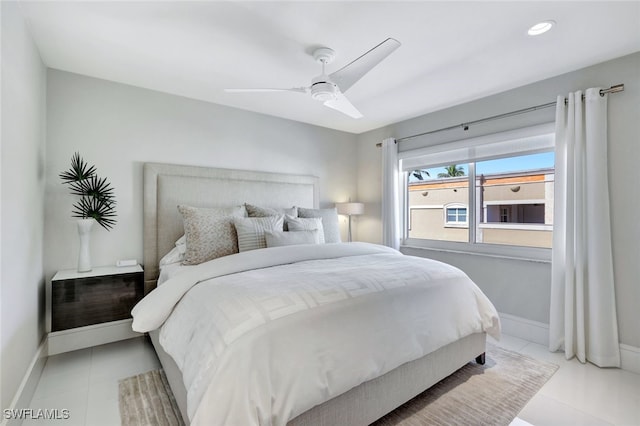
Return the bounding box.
[335,202,364,216]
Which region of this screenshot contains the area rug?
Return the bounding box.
[119,344,557,426]
[372,344,558,425]
[119,369,184,426]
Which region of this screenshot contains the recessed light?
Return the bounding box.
[528,20,555,36]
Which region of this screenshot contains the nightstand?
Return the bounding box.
[48,265,144,355]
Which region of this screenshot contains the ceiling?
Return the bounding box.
[18,1,640,134]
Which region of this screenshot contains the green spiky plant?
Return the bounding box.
[60,153,117,230]
[437,164,466,178]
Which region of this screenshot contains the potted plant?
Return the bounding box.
[60,153,116,271]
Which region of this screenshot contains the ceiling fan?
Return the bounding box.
[224,38,401,119]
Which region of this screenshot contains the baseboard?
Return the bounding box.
[498,312,549,346]
[47,319,141,356]
[620,344,640,374]
[499,312,640,373]
[1,337,48,426]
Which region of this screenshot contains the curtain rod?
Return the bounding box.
[376,84,624,147]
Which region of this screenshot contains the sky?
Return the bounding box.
[409,152,555,181]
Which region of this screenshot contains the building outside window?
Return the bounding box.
[475,164,553,248]
[400,124,555,255]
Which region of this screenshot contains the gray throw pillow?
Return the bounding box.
[245,203,297,218]
[245,204,297,230]
[233,215,285,252]
[297,207,341,243]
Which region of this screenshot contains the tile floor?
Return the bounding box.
[25,337,159,426]
[491,334,640,426]
[25,334,640,425]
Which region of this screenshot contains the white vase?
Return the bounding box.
[77,218,94,272]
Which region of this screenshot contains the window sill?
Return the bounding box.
[478,223,553,231]
[401,238,551,263]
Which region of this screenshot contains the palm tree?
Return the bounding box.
[437,164,465,178]
[411,169,430,180]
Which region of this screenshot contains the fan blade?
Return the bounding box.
[323,92,363,119]
[329,38,400,93]
[224,87,307,93]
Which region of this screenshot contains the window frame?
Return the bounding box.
[399,124,554,262]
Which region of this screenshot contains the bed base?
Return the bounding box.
[149,330,486,425]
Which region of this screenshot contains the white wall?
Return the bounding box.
[0,1,47,410]
[44,70,358,285]
[356,52,640,347]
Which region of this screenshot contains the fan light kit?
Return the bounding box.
[310,47,338,102]
[528,20,555,36]
[225,38,401,119]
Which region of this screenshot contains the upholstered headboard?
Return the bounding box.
[143,163,319,293]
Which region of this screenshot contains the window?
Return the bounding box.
[499,207,509,223]
[475,155,554,248]
[407,168,469,242]
[446,205,467,225]
[401,123,555,257]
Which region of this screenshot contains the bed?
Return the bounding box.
[132,162,500,425]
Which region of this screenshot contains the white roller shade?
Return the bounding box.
[400,123,555,171]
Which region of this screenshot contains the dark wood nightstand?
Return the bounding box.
[49,265,144,354]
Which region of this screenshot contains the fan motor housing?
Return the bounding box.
[311,73,338,102]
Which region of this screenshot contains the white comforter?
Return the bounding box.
[132,243,500,426]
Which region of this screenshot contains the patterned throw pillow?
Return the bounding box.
[284,215,325,244]
[264,230,321,248]
[233,216,285,252]
[178,205,246,265]
[297,207,341,243]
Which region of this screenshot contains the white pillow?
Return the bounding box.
[264,230,320,248]
[233,215,285,252]
[175,235,186,254]
[284,215,325,244]
[159,235,186,266]
[297,207,341,243]
[159,247,182,267]
[178,205,246,265]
